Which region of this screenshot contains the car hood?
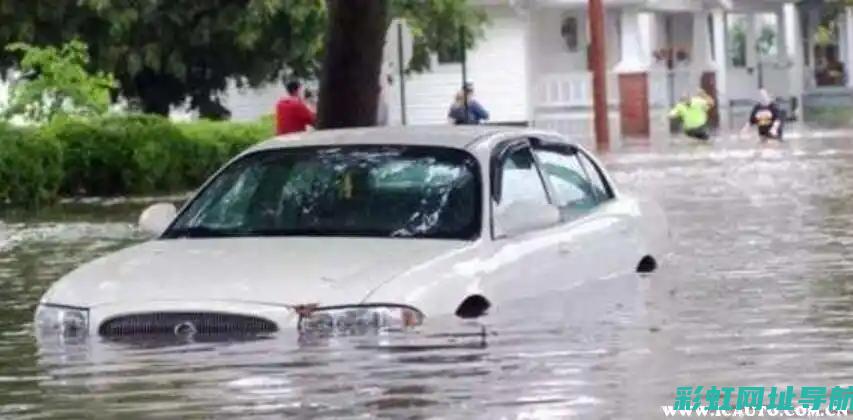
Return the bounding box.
[43,237,470,308]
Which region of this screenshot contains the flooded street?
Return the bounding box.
[3,136,853,419]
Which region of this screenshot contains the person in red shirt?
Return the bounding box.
[275,81,316,135]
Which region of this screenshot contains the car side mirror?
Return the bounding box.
[494,200,561,238]
[138,203,177,237]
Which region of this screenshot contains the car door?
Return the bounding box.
[530,139,631,283]
[574,147,642,276]
[481,139,570,305]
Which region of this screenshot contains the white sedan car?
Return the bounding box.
[35,126,667,338]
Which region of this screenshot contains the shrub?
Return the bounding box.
[107,114,188,194]
[1,115,273,207]
[177,119,273,156]
[175,119,273,184]
[47,114,188,196]
[0,124,63,207]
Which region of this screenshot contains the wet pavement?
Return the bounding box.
[3,135,853,419]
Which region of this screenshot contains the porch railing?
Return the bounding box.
[536,72,620,108]
[537,72,592,107]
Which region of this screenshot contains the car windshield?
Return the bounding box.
[164,145,481,240]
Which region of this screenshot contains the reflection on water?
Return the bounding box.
[4,137,853,418]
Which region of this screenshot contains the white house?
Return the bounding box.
[380,0,853,147]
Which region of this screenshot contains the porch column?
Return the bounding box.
[777,7,789,65]
[787,3,805,118]
[846,7,853,87]
[807,7,819,89]
[614,8,653,138]
[746,13,758,75]
[524,8,536,124]
[692,11,715,73]
[843,8,850,68]
[712,9,728,128]
[692,10,719,127]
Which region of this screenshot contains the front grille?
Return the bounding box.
[99,312,278,336]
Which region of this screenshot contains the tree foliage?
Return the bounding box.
[393,0,488,72]
[82,0,325,116]
[317,0,486,128]
[0,0,325,117]
[3,40,115,123]
[0,0,485,117]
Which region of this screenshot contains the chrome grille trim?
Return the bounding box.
[98,312,278,336]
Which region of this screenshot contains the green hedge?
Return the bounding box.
[0,115,273,208]
[175,119,273,184]
[0,124,64,207]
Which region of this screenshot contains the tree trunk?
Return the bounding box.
[316,0,388,129]
[141,99,171,116]
[134,71,181,116]
[195,96,232,121]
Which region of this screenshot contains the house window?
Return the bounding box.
[813,5,845,86]
[727,14,748,67]
[561,15,580,52]
[755,13,779,60]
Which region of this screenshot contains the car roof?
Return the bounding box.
[244,126,574,155]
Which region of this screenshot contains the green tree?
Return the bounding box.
[0,0,485,119]
[316,0,388,129]
[3,40,115,123]
[82,0,325,117]
[393,0,487,72]
[317,0,487,128]
[0,0,323,118]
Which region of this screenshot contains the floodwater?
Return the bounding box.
[3,136,853,419]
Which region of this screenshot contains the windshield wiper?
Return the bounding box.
[244,228,356,237]
[165,226,239,238]
[243,228,397,237]
[165,227,461,239]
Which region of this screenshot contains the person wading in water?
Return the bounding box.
[740,89,784,142]
[668,89,715,141]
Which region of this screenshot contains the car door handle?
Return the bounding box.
[557,242,574,255]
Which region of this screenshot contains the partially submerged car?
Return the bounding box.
[35,126,668,338]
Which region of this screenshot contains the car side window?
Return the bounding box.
[494,145,550,212]
[577,151,614,201]
[532,145,599,216]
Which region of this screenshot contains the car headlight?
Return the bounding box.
[34,304,89,337]
[298,305,424,335]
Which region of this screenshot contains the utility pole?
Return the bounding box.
[396,20,407,125]
[460,26,469,119]
[588,0,610,151]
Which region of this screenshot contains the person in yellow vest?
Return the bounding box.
[668,89,715,141]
